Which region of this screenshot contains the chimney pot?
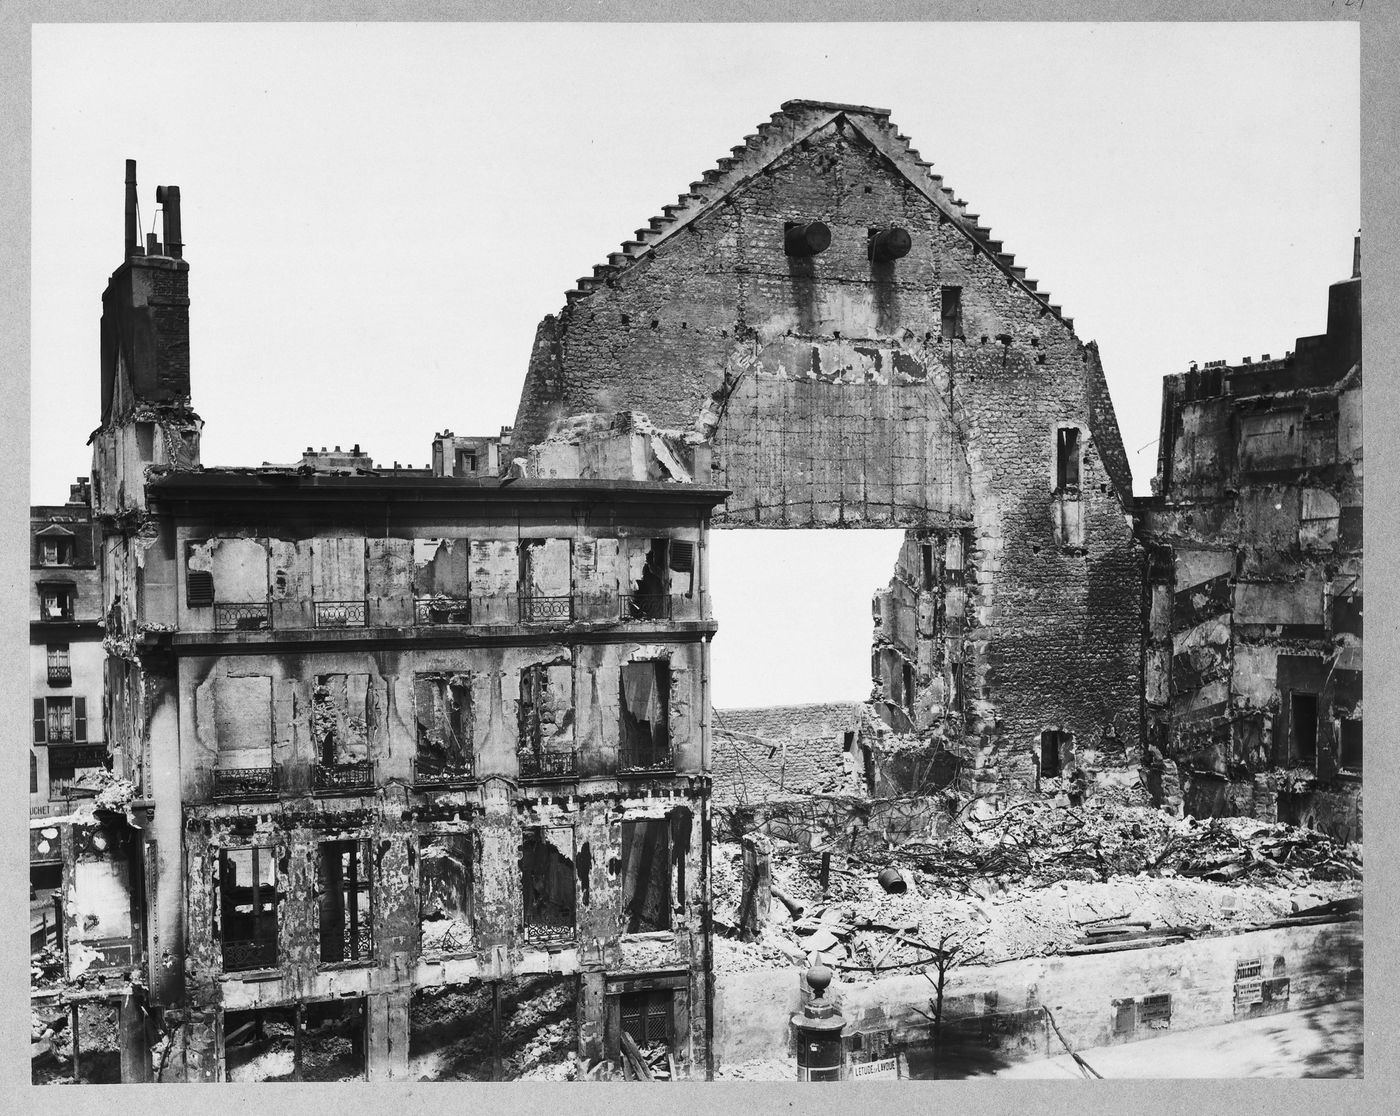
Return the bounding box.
[125,159,139,258]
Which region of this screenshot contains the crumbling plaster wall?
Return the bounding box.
[1140,355,1362,837]
[511,110,1142,797]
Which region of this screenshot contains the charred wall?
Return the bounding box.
[511,102,1143,792]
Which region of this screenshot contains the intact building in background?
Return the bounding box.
[1134,242,1363,839]
[513,100,1144,799]
[30,479,106,815]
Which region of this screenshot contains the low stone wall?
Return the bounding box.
[713,916,1362,1069]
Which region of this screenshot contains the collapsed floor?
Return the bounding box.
[711,797,1361,975]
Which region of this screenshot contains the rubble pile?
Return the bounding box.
[711,799,1362,974]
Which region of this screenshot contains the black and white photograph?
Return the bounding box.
[14,10,1380,1092]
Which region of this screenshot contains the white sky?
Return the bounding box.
[29,22,1359,706]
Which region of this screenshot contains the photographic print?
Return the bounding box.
[23,17,1364,1086]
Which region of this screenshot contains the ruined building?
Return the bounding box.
[513,100,1143,799]
[77,162,727,1081]
[1135,242,1363,839]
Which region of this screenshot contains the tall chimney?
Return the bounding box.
[157,185,182,259]
[1352,232,1360,279]
[125,159,139,258]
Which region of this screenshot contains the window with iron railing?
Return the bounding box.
[46,645,71,685]
[312,675,374,793]
[219,846,280,972]
[517,663,575,779]
[312,759,375,793]
[520,826,576,945]
[519,538,573,624]
[414,674,472,784]
[318,839,372,964]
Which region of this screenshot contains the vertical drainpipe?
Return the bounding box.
[699,508,715,1080]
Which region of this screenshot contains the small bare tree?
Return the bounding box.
[909,930,984,1063]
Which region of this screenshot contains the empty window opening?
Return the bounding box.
[312,674,372,769]
[921,541,937,590]
[415,673,472,779]
[519,538,573,622]
[1290,692,1319,767]
[1056,427,1081,491]
[412,538,471,623]
[620,661,671,771]
[1339,718,1361,772]
[711,530,905,707]
[520,826,576,944]
[622,818,672,933]
[901,660,916,713]
[218,846,280,971]
[1040,729,1067,779]
[33,1002,122,1084]
[318,839,372,963]
[420,834,474,954]
[408,975,579,1081]
[225,1000,366,1082]
[940,286,963,339]
[518,662,575,777]
[625,538,672,619]
[455,448,479,475]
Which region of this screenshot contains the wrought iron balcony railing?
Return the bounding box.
[519,594,573,624]
[518,749,578,781]
[414,597,472,625]
[324,924,374,964]
[313,600,367,628]
[618,747,675,776]
[213,765,280,801]
[46,653,72,685]
[621,593,672,621]
[412,755,475,787]
[521,919,575,946]
[46,724,75,743]
[222,937,278,972]
[214,602,272,631]
[313,759,375,794]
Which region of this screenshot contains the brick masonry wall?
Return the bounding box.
[513,103,1144,786]
[711,702,864,805]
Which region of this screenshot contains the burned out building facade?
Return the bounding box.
[1135,243,1363,838]
[512,100,1143,798]
[79,164,727,1081]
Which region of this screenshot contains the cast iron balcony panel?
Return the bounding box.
[222,938,278,972]
[618,748,675,776]
[313,759,375,794]
[518,749,578,781]
[46,723,75,744]
[621,594,672,621]
[213,766,280,802]
[414,597,472,625]
[519,595,573,624]
[214,602,272,631]
[341,925,373,963]
[521,919,575,947]
[313,600,367,628]
[412,756,475,787]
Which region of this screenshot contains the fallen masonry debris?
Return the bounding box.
[711,798,1361,975]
